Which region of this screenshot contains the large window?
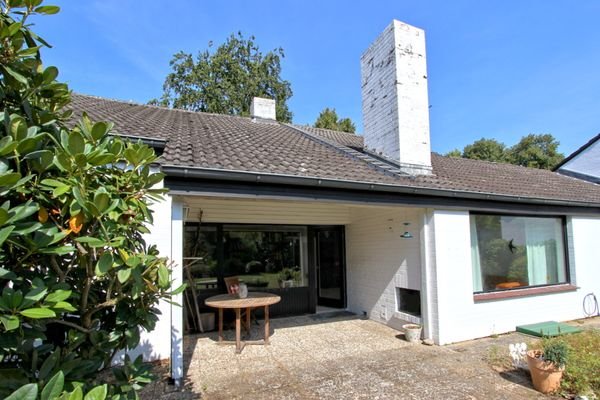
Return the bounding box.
[184,224,308,291]
[222,225,307,288]
[470,214,568,293]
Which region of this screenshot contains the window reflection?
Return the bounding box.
[223,225,307,289]
[183,224,308,291]
[470,214,567,293]
[183,225,218,290]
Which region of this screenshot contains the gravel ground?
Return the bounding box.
[140,314,600,400]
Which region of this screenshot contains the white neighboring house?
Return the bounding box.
[555,134,600,184]
[69,20,600,384]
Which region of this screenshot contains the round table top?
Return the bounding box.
[205,292,281,309]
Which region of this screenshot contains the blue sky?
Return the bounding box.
[34,1,600,155]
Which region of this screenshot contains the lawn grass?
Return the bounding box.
[559,329,600,397]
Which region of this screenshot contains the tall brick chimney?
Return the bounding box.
[361,20,432,175]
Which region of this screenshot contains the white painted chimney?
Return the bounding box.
[361,20,432,175]
[250,97,276,121]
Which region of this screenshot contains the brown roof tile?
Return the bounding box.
[68,93,600,206]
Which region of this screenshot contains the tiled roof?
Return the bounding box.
[296,126,364,149]
[69,93,600,205]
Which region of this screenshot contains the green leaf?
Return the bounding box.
[5,383,38,400]
[0,267,17,280]
[41,178,65,187]
[95,253,113,277]
[0,140,17,156]
[45,290,71,303]
[51,301,76,312]
[0,172,21,187]
[67,131,85,155]
[125,256,141,268]
[123,148,140,166]
[6,22,22,37]
[35,5,60,15]
[0,225,15,246]
[83,384,107,400]
[6,201,38,224]
[0,315,20,331]
[52,184,71,197]
[93,191,110,214]
[2,65,28,84]
[75,236,105,248]
[169,283,187,296]
[53,153,72,172]
[0,208,8,225]
[117,269,131,283]
[20,307,56,319]
[12,221,43,236]
[23,286,48,306]
[41,371,64,400]
[67,387,83,400]
[42,66,59,83]
[40,246,74,255]
[91,122,108,141]
[72,186,87,209]
[158,264,169,288]
[23,149,52,161]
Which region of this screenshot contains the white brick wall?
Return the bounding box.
[361,20,432,175]
[116,174,174,363]
[430,210,600,345]
[346,206,423,330]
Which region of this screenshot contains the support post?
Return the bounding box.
[170,198,184,385]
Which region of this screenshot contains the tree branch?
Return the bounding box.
[48,319,90,334]
[50,255,66,282]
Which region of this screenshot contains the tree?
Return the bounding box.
[446,134,564,170]
[314,107,356,133]
[507,134,564,170]
[338,118,356,134]
[462,138,507,162]
[152,32,293,122]
[446,149,462,158]
[0,2,180,398]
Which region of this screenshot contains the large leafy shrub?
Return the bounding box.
[0,1,180,398]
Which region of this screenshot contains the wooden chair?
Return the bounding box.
[224,276,255,332]
[224,276,241,295]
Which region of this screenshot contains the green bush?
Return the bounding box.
[0,1,182,398]
[540,337,569,369]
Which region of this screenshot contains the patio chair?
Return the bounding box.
[224,276,255,332]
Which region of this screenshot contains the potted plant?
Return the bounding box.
[526,338,569,394]
[278,268,300,288]
[402,323,422,343]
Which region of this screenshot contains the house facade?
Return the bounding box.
[555,133,600,184]
[70,20,600,383]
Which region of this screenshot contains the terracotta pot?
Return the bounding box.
[526,350,564,394]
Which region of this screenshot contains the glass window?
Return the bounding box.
[222,225,307,289]
[183,225,219,290]
[470,214,567,293]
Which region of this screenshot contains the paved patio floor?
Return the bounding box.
[142,313,599,399]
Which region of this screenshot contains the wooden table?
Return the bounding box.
[205,292,281,354]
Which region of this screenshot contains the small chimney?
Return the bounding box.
[250,97,276,121]
[361,20,432,175]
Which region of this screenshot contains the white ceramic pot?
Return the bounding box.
[403,324,422,343]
